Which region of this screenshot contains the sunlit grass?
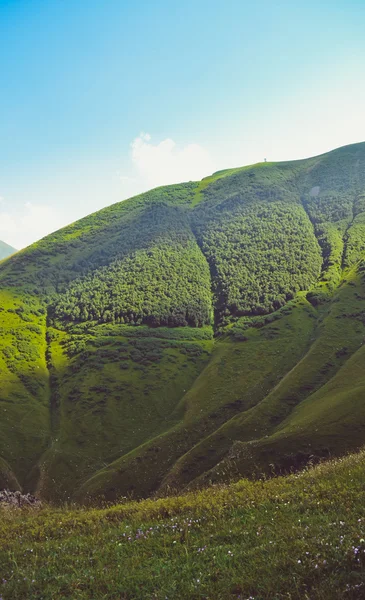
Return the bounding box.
[2,449,365,599]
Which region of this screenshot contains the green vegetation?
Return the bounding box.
[194,201,321,320]
[51,207,212,327]
[0,290,49,490]
[39,327,213,502]
[1,142,365,502]
[0,184,198,292]
[76,294,317,502]
[2,450,365,598]
[300,142,365,303]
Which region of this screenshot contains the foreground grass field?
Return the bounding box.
[1,450,365,599]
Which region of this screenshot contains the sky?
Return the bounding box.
[1,0,365,249]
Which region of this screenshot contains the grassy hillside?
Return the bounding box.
[1,141,365,501]
[2,450,365,599]
[39,326,214,502]
[0,290,50,489]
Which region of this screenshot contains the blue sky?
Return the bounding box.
[1,0,365,248]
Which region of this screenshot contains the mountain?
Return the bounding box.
[0,240,16,260]
[1,141,365,503]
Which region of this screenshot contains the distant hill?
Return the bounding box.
[1,141,365,503]
[0,240,16,260]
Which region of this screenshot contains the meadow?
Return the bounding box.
[1,450,365,599]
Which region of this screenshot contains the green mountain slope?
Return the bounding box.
[0,240,16,260]
[1,141,365,502]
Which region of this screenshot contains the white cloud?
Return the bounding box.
[0,201,69,250]
[129,132,216,189]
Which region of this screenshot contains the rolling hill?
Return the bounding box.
[1,141,365,503]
